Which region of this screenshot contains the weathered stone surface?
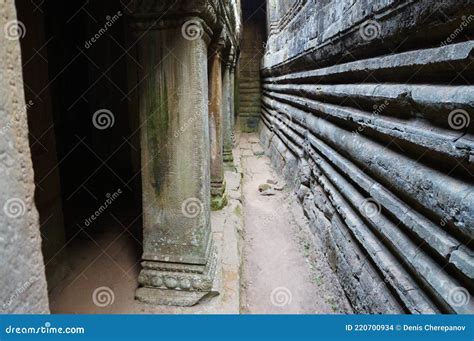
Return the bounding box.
[0,0,49,313]
[128,0,241,306]
[131,16,216,305]
[261,0,474,314]
[209,45,226,209]
[222,51,235,165]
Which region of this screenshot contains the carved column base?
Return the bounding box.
[136,242,219,307]
[136,287,219,307]
[223,148,234,165]
[211,180,227,210]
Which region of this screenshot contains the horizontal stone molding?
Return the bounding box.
[125,0,240,48]
[263,41,474,81]
[262,97,474,240]
[260,0,474,314]
[261,89,473,160]
[262,0,474,74]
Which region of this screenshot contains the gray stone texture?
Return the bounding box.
[127,0,241,306]
[261,0,474,314]
[0,0,50,313]
[133,21,215,305]
[222,57,234,165]
[209,46,227,209]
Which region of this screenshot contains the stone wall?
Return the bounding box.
[0,0,49,313]
[260,0,474,313]
[16,0,68,292]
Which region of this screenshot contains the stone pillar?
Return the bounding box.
[133,17,218,306]
[230,62,237,146]
[222,51,234,165]
[209,42,227,210]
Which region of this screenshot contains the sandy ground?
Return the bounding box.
[49,169,243,314]
[239,133,353,314]
[49,132,352,314]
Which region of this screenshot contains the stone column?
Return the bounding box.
[222,50,234,165]
[230,62,237,146]
[209,41,227,210]
[133,17,218,306]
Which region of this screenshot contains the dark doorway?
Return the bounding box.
[16,0,142,297]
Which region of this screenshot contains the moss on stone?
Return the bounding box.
[211,193,228,211]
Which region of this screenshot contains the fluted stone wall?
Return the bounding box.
[260,0,474,314]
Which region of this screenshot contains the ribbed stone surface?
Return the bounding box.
[261,0,474,314]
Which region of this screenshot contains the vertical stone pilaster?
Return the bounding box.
[132,18,218,306]
[222,53,234,166]
[209,43,227,210]
[230,63,237,146]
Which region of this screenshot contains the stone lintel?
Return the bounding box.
[124,0,218,24]
[125,0,240,44]
[129,17,213,45]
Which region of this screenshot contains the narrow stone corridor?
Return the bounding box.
[1,0,473,316]
[47,132,353,314]
[239,134,352,314]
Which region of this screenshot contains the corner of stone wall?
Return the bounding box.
[0,0,50,314]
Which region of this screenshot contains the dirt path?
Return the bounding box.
[239,133,353,314]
